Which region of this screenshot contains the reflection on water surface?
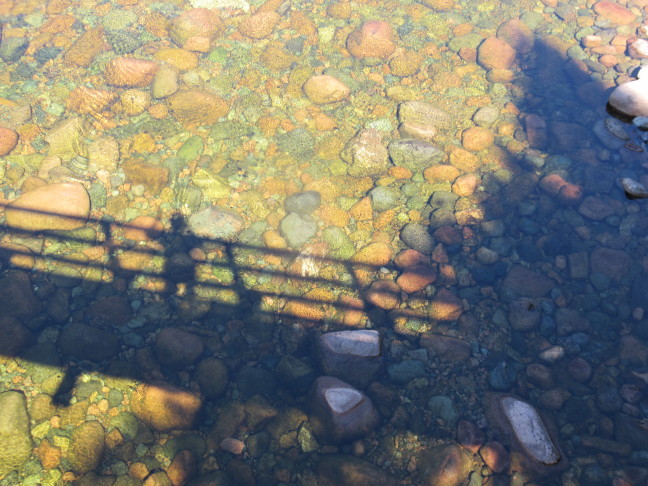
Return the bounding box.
[1,0,648,484]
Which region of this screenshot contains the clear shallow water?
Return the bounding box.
[1,0,648,485]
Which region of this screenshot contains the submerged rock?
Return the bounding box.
[341,128,390,177]
[608,77,648,118]
[485,394,568,477]
[316,330,383,389]
[309,376,379,444]
[620,177,648,199]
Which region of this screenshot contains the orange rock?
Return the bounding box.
[346,20,397,59]
[5,182,90,231]
[452,173,481,196]
[239,11,281,39]
[35,439,61,469]
[130,382,202,432]
[153,48,199,71]
[104,56,159,88]
[64,26,107,66]
[66,86,117,115]
[350,196,373,221]
[0,126,18,156]
[461,126,494,152]
[365,279,401,309]
[352,241,393,266]
[424,164,460,183]
[429,288,463,321]
[477,37,516,70]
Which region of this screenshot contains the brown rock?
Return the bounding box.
[526,363,554,389]
[496,18,534,54]
[477,37,516,70]
[85,295,133,327]
[567,357,592,382]
[365,279,401,310]
[124,215,165,241]
[130,382,202,432]
[429,288,462,321]
[0,270,42,319]
[170,8,224,52]
[66,86,117,115]
[593,1,635,25]
[480,441,510,473]
[538,387,571,411]
[35,439,61,470]
[0,242,34,270]
[168,89,228,126]
[394,249,429,268]
[154,327,205,369]
[525,114,548,148]
[105,56,159,87]
[555,308,589,336]
[397,264,437,293]
[303,75,350,104]
[0,126,18,156]
[68,421,105,475]
[418,443,477,486]
[0,316,33,356]
[420,334,471,362]
[619,335,648,366]
[462,126,494,152]
[193,357,229,399]
[452,173,480,196]
[5,182,90,232]
[166,449,197,486]
[590,247,630,281]
[346,20,397,59]
[456,419,485,454]
[122,160,169,196]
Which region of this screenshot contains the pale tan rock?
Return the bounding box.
[130,382,202,432]
[346,20,397,59]
[238,11,280,39]
[303,75,350,104]
[5,182,91,231]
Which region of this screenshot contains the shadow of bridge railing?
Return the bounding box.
[0,203,434,400]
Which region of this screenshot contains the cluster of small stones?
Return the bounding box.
[2,0,648,484]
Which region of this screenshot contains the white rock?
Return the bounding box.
[608,78,648,117]
[501,397,560,465]
[191,0,250,11]
[325,388,363,414]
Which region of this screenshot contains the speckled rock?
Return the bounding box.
[389,50,423,76]
[68,421,105,474]
[187,206,244,242]
[309,376,379,444]
[341,128,390,177]
[346,20,396,59]
[168,89,229,126]
[303,75,350,104]
[130,382,202,432]
[239,11,280,39]
[388,139,444,171]
[400,223,435,254]
[0,391,32,479]
[284,190,322,215]
[5,182,90,231]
